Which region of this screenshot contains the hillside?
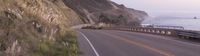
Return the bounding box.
[0,0,82,56]
[0,0,148,56]
[64,0,148,26]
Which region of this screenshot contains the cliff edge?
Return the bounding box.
[64,0,148,26]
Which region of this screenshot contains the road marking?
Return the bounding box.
[113,30,200,47]
[78,31,100,56]
[100,31,174,56]
[126,31,200,47]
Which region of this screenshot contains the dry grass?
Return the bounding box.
[0,0,82,56]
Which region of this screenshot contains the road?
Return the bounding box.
[76,29,200,56]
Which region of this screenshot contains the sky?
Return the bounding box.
[111,0,200,17]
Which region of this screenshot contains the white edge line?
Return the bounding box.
[78,31,100,56]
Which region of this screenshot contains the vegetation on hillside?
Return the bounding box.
[0,0,82,56]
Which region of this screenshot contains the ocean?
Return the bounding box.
[142,17,200,31]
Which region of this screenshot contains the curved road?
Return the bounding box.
[76,29,200,56]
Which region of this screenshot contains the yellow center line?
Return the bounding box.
[99,31,174,56]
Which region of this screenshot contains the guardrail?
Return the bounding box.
[102,27,200,39]
[148,25,185,30]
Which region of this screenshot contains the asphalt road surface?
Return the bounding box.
[75,29,200,56]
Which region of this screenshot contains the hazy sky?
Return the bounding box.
[111,0,200,17]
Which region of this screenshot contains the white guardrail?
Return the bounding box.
[102,27,200,39]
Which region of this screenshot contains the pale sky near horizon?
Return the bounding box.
[111,0,200,17]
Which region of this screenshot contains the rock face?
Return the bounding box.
[0,0,148,56]
[0,0,81,56]
[63,0,148,26]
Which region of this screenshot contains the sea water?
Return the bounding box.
[142,18,200,31]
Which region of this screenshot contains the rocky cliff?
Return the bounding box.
[64,0,148,26]
[0,0,81,56]
[0,0,148,56]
